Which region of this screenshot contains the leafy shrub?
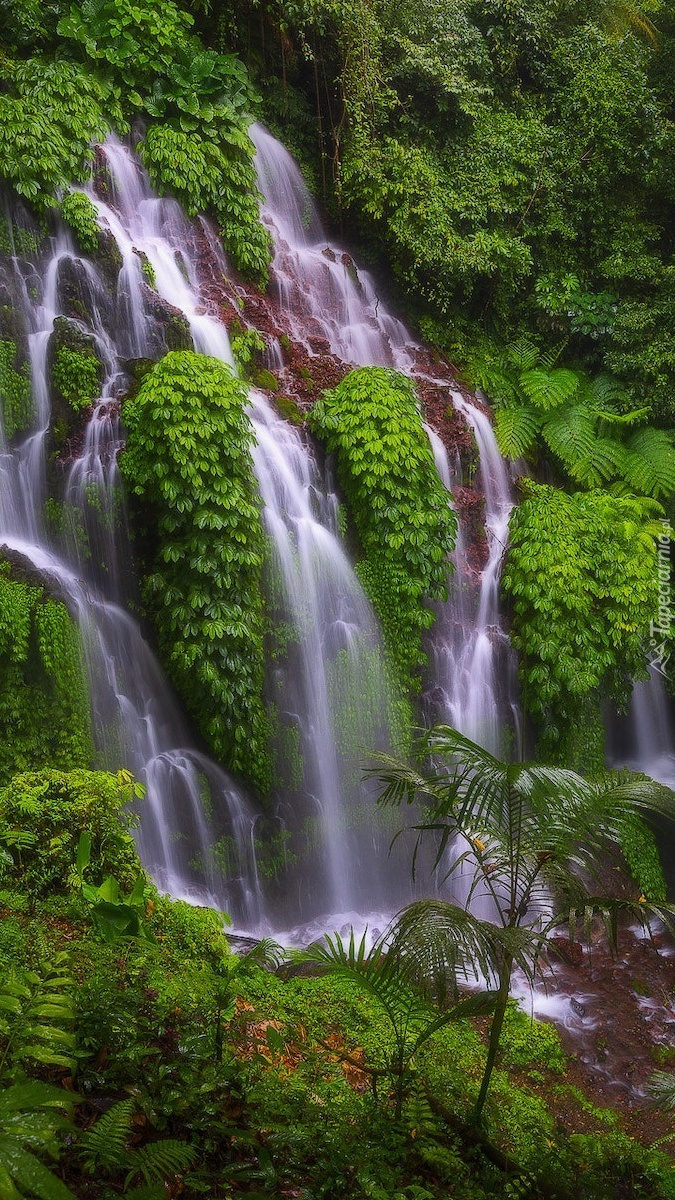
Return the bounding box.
[57,0,193,95]
[0,564,93,782]
[0,58,121,207]
[0,339,32,439]
[120,351,271,792]
[309,367,456,689]
[503,483,661,761]
[52,346,101,412]
[60,190,100,256]
[139,123,270,283]
[0,768,142,897]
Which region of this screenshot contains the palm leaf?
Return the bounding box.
[647,1071,675,1111]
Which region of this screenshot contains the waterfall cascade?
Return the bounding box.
[4,124,662,938]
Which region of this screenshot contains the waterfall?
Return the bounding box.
[251,123,519,756]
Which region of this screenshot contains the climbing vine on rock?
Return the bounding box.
[120,351,271,793]
[502,482,662,766]
[0,562,93,783]
[309,367,456,691]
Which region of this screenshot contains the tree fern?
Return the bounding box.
[540,403,597,480]
[494,406,541,458]
[622,427,675,499]
[519,366,579,411]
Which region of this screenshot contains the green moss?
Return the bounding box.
[274,394,304,424]
[254,368,279,392]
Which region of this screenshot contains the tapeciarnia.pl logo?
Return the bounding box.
[648,520,672,678]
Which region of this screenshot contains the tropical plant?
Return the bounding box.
[120,351,271,792]
[309,367,457,691]
[371,725,675,1123]
[502,480,664,766]
[0,954,78,1200]
[470,340,675,499]
[78,1097,197,1194]
[302,928,497,1119]
[0,767,143,897]
[72,832,155,943]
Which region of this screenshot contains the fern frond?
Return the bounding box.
[129,1140,198,1189]
[622,427,675,499]
[519,367,579,411]
[541,403,597,478]
[494,406,541,458]
[571,436,626,487]
[505,337,540,373]
[79,1099,134,1174]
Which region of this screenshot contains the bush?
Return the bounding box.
[0,768,142,897]
[309,367,456,690]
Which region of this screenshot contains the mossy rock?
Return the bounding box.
[45,317,104,464]
[274,394,304,425]
[145,292,193,355]
[254,368,280,393]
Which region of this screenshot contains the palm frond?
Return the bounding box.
[647,1071,675,1111]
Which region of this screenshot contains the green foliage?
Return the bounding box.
[309,368,456,690]
[78,1097,197,1190]
[0,1079,77,1200]
[57,0,193,94]
[51,347,100,413]
[0,953,76,1079]
[372,724,675,1120]
[472,341,675,499]
[615,812,666,902]
[0,954,78,1200]
[303,927,496,1118]
[139,124,270,283]
[0,59,120,209]
[59,191,100,256]
[73,832,155,943]
[0,565,93,783]
[0,768,143,898]
[120,351,270,792]
[0,340,32,440]
[502,482,662,758]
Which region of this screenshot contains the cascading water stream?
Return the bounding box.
[84,137,411,931]
[250,124,519,756]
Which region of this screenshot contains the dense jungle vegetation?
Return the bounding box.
[3,0,675,1196]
